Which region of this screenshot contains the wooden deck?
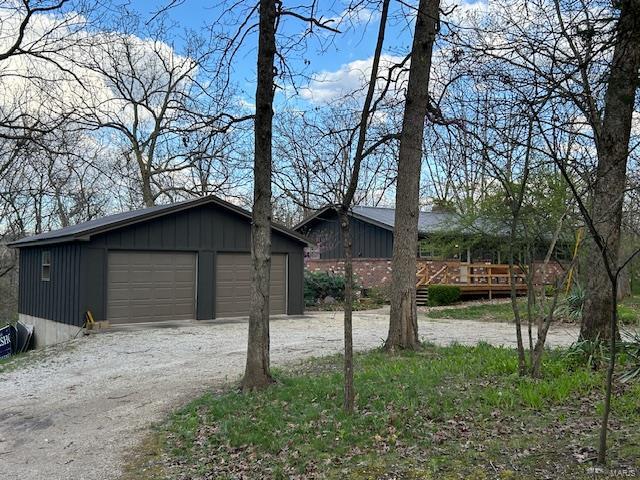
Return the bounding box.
[416,262,527,299]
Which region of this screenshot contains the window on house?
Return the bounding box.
[41,251,51,281]
[419,239,463,261]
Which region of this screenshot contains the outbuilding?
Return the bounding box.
[9,195,309,346]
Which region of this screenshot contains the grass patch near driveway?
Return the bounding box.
[126,344,640,479]
[425,294,640,326]
[0,340,78,374]
[425,301,520,322]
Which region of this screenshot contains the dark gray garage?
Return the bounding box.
[9,195,309,346]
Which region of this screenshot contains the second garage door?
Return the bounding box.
[216,253,287,317]
[107,251,196,324]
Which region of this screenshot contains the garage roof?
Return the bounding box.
[9,195,312,248]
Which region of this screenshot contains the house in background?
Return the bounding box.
[294,205,568,298]
[10,196,309,347]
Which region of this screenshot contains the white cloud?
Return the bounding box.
[299,54,407,104]
[0,5,197,127]
[442,0,489,19]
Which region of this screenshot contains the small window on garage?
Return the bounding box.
[41,251,51,281]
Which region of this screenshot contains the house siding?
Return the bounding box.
[299,209,394,259]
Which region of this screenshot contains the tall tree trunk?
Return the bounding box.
[581,0,640,341]
[385,0,440,352]
[242,0,277,390]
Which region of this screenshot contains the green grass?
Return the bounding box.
[0,341,77,374]
[125,345,640,480]
[0,349,49,374]
[619,295,640,327]
[306,296,385,312]
[425,294,640,325]
[0,351,29,373]
[425,300,522,322]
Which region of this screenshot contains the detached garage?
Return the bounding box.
[9,195,309,346]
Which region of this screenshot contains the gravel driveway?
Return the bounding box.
[0,309,578,480]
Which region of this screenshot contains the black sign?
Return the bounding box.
[0,325,12,359]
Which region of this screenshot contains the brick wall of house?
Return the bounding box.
[305,258,394,289]
[304,258,566,289]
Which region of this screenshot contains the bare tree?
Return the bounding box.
[224,0,348,390]
[273,106,398,223]
[75,15,234,207]
[456,0,639,460]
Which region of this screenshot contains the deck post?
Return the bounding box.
[488,265,493,300]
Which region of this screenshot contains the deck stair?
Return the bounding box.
[416,286,430,306]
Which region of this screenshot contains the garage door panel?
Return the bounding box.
[153,288,174,300]
[174,288,194,299]
[130,271,154,282]
[215,253,286,317]
[108,289,131,301]
[109,271,130,282]
[107,251,196,324]
[152,271,175,283]
[270,255,286,314]
[175,271,195,282]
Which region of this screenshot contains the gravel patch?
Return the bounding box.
[0,309,578,480]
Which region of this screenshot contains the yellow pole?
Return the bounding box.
[565,227,584,294]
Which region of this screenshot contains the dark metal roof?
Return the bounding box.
[294,205,474,236]
[10,195,312,248]
[351,206,457,234]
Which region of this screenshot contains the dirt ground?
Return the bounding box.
[0,309,579,480]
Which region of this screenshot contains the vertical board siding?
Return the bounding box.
[301,210,394,259]
[80,247,106,321]
[197,251,215,320]
[287,251,304,314]
[18,243,82,326]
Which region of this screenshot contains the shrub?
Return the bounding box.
[621,331,640,383]
[563,337,609,370]
[363,286,390,304]
[559,283,585,321]
[427,285,461,306]
[304,270,359,306]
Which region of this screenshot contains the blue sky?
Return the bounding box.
[131,1,416,106]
